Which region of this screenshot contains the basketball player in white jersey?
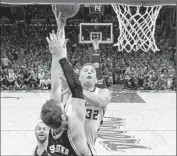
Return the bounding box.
[79,63,111,153]
[48,12,111,154]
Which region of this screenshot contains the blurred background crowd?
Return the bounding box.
[0,5,176,91]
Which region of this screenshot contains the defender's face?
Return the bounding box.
[79,65,97,87]
[35,122,48,143]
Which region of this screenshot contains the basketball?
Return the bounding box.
[55,4,80,18]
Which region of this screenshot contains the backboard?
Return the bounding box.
[79,23,113,44]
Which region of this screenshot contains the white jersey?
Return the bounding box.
[84,87,105,148]
[63,87,105,151]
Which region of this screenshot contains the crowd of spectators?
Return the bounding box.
[100,24,176,90]
[0,5,176,91]
[101,47,176,90]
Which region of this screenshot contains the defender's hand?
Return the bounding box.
[56,12,66,40]
[51,8,66,41]
[46,30,68,60]
[52,7,66,30]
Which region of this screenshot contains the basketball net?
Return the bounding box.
[112,4,162,53]
[93,39,100,50]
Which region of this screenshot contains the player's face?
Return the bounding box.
[79,65,97,88]
[35,122,48,143]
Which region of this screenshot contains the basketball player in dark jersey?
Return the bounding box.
[41,26,92,156]
[34,122,49,156]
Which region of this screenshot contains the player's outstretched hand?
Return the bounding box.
[52,7,66,30]
[51,7,66,40]
[46,30,68,60]
[56,12,66,40]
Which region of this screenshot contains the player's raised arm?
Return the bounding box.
[47,13,69,103]
[50,47,63,103]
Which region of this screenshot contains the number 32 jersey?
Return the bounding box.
[84,87,105,147]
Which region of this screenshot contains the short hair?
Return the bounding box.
[41,99,64,129]
[80,63,96,73]
[35,122,43,131]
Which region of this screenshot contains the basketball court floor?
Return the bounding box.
[1,87,176,155]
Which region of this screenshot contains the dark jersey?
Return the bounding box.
[34,145,48,156]
[46,129,80,156]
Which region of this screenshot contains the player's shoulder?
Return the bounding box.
[95,87,109,92]
[96,87,111,103]
[97,87,111,95]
